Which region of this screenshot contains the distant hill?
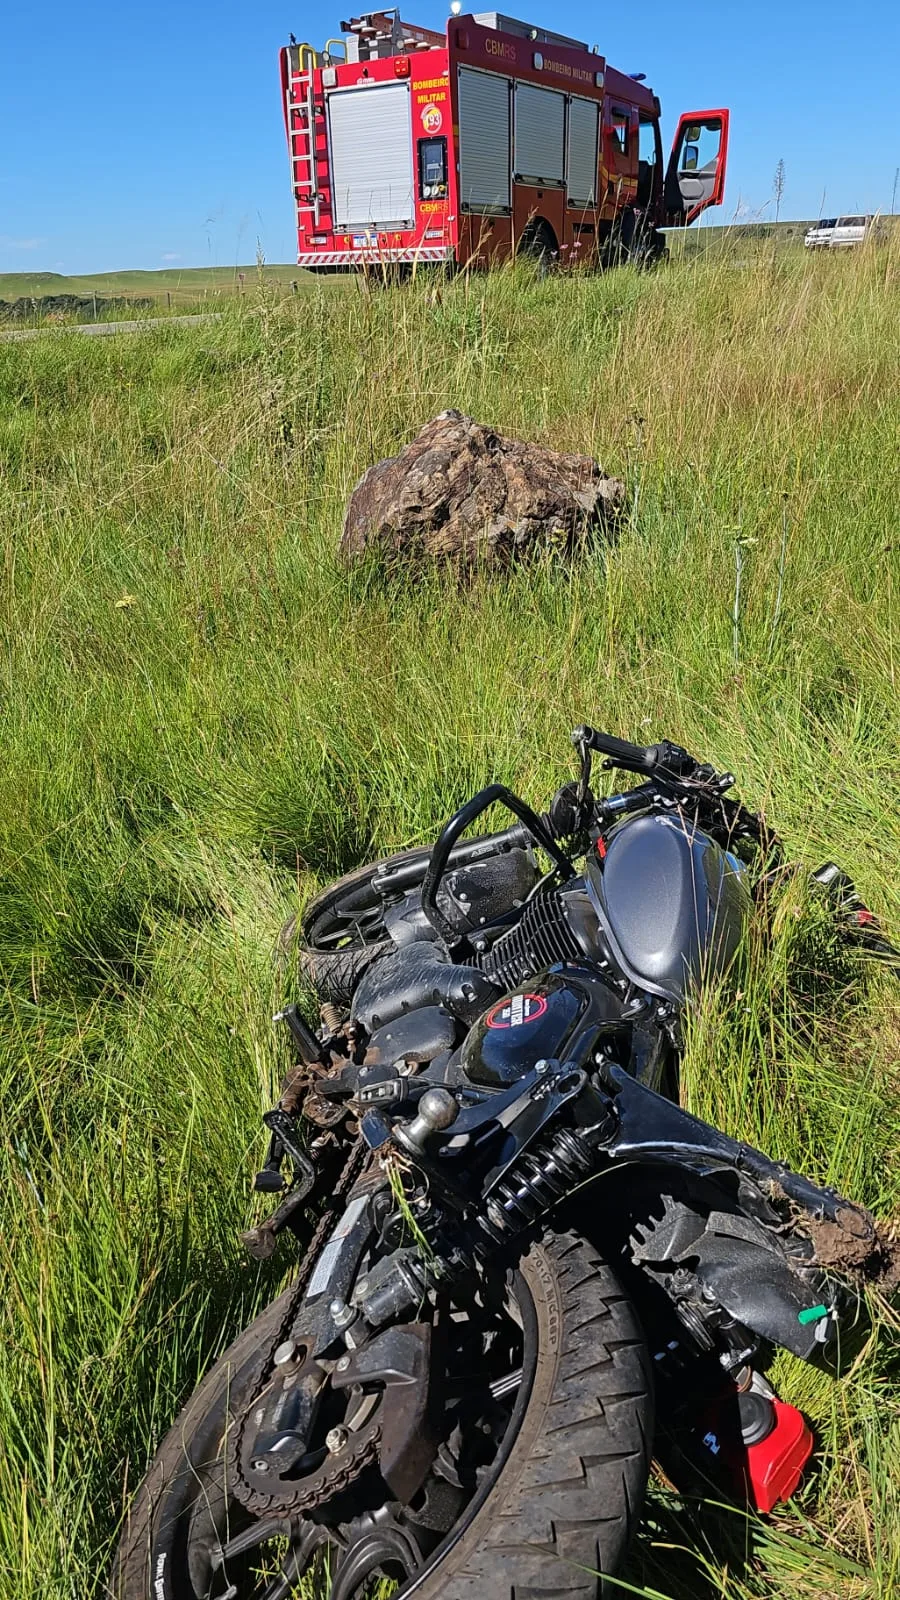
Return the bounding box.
[0,264,315,306]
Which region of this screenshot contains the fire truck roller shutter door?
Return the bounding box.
[327,81,415,228]
[514,82,565,184]
[458,68,512,211]
[567,96,599,205]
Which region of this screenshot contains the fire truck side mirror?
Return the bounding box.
[682,144,699,172]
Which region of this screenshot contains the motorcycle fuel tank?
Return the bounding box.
[586,812,749,1003]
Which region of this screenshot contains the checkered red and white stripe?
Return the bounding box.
[297,246,452,267]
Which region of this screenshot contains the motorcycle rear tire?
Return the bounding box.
[278,847,430,1004]
[108,1231,652,1599]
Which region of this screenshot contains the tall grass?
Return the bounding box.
[0,237,898,1599]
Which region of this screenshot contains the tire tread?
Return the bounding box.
[109,1234,652,1600]
[431,1231,653,1600]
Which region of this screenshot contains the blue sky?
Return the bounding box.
[1,0,897,274]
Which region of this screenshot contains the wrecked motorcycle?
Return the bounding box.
[111,727,897,1600]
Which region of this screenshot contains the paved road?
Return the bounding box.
[1,312,220,343]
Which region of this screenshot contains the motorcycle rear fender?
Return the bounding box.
[599,1065,874,1359]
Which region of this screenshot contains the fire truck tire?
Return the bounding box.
[640,228,669,269]
[518,220,557,275]
[358,261,413,289]
[603,213,667,271]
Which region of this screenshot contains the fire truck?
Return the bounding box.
[279,9,729,272]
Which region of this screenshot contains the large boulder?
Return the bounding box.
[339,411,625,567]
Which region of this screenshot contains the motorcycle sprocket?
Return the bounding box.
[232,1407,383,1519]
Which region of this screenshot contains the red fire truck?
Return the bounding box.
[279,9,729,272]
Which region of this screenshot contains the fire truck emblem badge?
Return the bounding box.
[421,102,443,133]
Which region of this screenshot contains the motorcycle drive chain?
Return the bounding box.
[229,1136,380,1519]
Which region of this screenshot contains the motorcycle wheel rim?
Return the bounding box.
[175,1266,538,1600]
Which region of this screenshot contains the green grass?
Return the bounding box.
[0,236,898,1599]
[4,219,896,315]
[0,262,337,319]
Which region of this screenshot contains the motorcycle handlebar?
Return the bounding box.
[571,726,697,779]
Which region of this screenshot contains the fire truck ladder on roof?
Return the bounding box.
[341,11,444,57]
[286,44,325,230]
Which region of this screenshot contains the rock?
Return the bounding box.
[339,411,626,567]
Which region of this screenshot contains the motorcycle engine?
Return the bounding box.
[475,886,604,989]
[350,880,628,1091]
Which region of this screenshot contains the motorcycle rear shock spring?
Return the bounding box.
[482,1127,595,1243]
[360,1131,595,1326]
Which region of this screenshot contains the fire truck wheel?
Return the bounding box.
[605,214,667,271]
[638,227,669,270]
[358,261,413,290]
[518,220,557,276]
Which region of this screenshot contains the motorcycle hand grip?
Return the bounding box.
[571,726,696,777]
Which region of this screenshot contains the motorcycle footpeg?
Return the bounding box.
[263,1109,317,1198]
[253,1166,287,1195]
[241,1186,312,1260]
[253,1128,288,1193]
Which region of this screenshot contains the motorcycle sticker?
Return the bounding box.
[485,993,548,1030]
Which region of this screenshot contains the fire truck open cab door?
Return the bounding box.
[664,109,729,224]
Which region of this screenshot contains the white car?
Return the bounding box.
[804,215,873,249]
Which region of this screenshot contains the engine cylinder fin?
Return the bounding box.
[477,892,583,989]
